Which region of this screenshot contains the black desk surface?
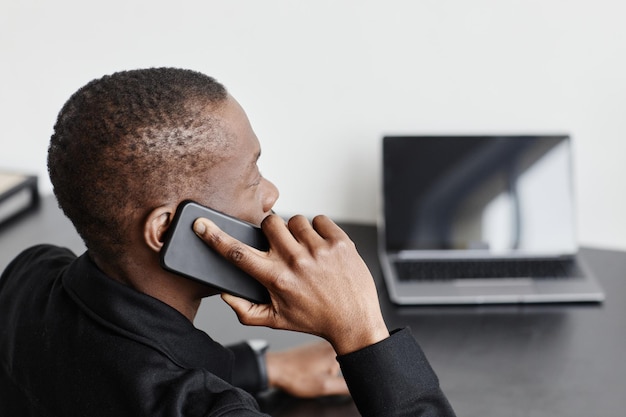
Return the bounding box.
[1,196,625,417]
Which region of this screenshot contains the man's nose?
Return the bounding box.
[261,177,280,214]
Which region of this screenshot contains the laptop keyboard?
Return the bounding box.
[394,258,581,282]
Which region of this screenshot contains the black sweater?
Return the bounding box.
[0,245,455,416]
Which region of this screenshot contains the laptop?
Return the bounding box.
[378,134,605,305]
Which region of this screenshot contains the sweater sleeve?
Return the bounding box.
[337,328,456,417]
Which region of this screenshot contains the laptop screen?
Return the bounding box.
[382,135,577,257]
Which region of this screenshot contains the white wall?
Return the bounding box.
[1,0,625,250]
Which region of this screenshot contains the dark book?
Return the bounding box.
[0,171,39,227]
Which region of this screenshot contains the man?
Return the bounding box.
[0,68,455,416]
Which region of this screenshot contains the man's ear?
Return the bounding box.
[144,205,177,253]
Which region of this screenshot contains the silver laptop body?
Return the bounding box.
[378,134,605,305]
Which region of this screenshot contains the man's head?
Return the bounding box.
[48,68,278,264]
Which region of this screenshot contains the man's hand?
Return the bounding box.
[193,214,389,356]
[266,341,349,398]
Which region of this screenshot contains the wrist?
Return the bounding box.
[331,316,390,356]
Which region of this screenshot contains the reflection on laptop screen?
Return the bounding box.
[383,135,577,257]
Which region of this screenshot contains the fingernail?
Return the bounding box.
[193,220,206,235]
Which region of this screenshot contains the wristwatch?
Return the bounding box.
[247,339,269,392]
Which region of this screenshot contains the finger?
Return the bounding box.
[287,215,325,247]
[310,215,351,242]
[193,217,272,280]
[259,214,302,254]
[320,375,350,397]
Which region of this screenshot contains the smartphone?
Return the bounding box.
[160,200,271,304]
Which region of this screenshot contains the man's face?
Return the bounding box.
[196,95,279,226]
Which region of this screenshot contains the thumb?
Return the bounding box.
[318,375,350,397]
[221,293,274,327]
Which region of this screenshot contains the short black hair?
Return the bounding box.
[48,68,229,261]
